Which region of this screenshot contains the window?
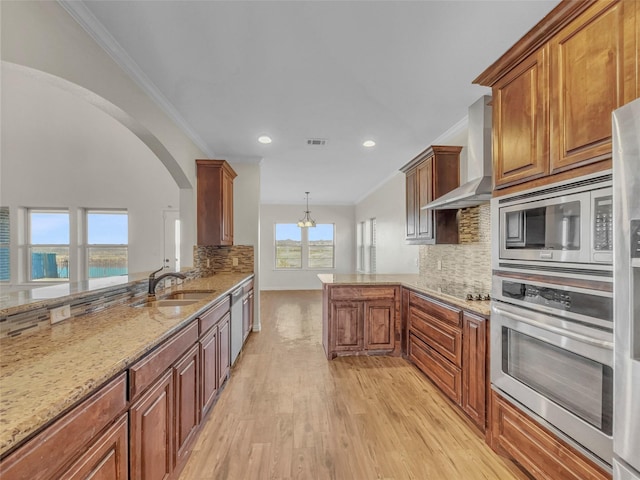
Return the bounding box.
[308,224,335,268]
[356,221,365,272]
[0,207,9,281]
[29,210,70,281]
[275,223,302,269]
[369,218,377,273]
[275,223,335,270]
[87,210,128,278]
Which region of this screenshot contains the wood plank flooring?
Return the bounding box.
[180,290,528,480]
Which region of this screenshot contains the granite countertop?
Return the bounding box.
[317,273,491,317]
[0,273,253,457]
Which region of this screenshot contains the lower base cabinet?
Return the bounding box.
[63,414,129,480]
[174,344,200,468]
[462,312,487,430]
[488,390,611,480]
[130,370,175,480]
[323,286,401,359]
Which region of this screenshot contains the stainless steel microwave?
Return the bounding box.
[497,173,613,266]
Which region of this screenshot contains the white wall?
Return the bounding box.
[229,160,262,328]
[355,173,419,274]
[1,66,180,283]
[260,204,355,290]
[1,1,205,266]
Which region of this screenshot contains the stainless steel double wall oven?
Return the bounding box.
[491,171,614,467]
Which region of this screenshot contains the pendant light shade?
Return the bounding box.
[297,192,316,228]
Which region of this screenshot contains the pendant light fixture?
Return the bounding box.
[297,192,316,228]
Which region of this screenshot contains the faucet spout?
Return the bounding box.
[148,268,187,296]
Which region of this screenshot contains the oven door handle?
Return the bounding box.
[492,305,614,349]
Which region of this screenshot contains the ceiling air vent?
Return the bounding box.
[306,138,328,146]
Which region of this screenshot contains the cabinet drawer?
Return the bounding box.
[331,286,396,301]
[200,296,230,335]
[409,306,462,367]
[409,292,461,327]
[409,333,462,405]
[0,373,127,480]
[130,321,198,400]
[489,391,610,480]
[242,279,254,295]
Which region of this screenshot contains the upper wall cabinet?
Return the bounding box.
[196,160,237,246]
[475,0,639,194]
[401,145,461,245]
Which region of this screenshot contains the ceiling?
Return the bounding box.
[66,0,559,205]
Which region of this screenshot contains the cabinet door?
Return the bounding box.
[221,169,234,245]
[218,312,231,387]
[364,300,395,351]
[550,1,629,173]
[331,301,364,352]
[200,325,218,417]
[242,293,250,342]
[130,370,174,480]
[63,414,128,480]
[248,290,254,332]
[417,158,433,239]
[405,168,417,239]
[462,313,487,430]
[493,47,549,188]
[174,344,200,466]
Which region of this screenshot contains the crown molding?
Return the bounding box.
[58,0,214,158]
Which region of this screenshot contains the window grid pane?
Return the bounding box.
[87,212,128,245]
[275,223,302,269]
[1,207,9,281]
[30,246,69,280]
[88,247,128,278]
[30,211,69,245]
[308,224,334,269]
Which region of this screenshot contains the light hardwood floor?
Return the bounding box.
[180,290,529,480]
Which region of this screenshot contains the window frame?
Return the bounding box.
[85,209,129,279]
[274,222,336,271]
[27,208,70,282]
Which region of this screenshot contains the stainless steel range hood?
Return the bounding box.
[422,95,492,210]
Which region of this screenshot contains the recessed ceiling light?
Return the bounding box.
[258,135,272,144]
[363,140,376,147]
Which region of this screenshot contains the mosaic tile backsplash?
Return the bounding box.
[419,204,491,293]
[194,245,254,276]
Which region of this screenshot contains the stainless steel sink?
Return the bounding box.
[166,291,216,300]
[131,298,200,308]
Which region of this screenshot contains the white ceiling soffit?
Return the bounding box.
[61,0,560,205]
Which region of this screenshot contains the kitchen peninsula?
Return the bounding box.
[0,272,254,479]
[320,273,491,431]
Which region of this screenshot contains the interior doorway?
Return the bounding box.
[163,210,181,272]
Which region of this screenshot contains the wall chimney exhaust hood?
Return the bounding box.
[422,95,492,210]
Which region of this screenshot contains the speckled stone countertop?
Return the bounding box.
[0,273,253,456]
[317,273,491,317]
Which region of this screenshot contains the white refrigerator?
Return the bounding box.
[612,97,640,480]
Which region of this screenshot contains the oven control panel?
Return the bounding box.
[594,195,613,251]
[631,219,640,258]
[501,280,612,325]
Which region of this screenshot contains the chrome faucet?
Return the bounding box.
[148,266,187,296]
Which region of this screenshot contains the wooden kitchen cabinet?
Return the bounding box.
[492,47,549,188]
[242,279,254,343]
[196,159,237,246]
[63,414,129,480]
[462,312,487,430]
[130,370,174,480]
[401,145,461,244]
[218,313,231,388]
[0,374,128,480]
[174,343,200,467]
[488,390,611,480]
[475,0,638,194]
[407,291,463,405]
[200,324,219,416]
[323,285,401,359]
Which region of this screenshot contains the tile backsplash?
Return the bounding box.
[194,245,254,276]
[419,204,491,293]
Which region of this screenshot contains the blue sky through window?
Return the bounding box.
[275,223,301,241]
[309,224,333,242]
[88,212,128,244]
[30,212,69,244]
